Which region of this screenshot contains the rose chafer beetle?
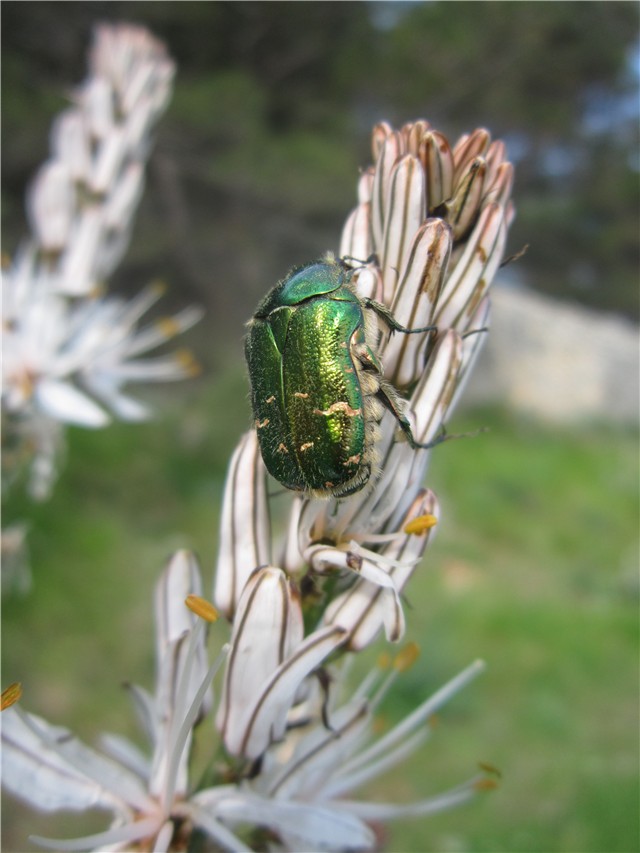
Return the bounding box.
[245,254,437,499]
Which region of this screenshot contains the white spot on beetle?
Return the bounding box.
[313,401,362,417]
[343,454,361,467]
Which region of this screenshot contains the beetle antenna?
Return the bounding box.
[411,424,489,450]
[462,326,489,340]
[500,243,529,268]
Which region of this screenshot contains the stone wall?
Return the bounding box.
[462,284,639,425]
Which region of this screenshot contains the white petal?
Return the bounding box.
[324,491,439,651]
[339,203,373,263]
[422,130,454,212]
[379,154,426,305]
[357,167,374,204]
[409,329,463,443]
[89,125,128,193]
[151,551,209,798]
[343,660,485,777]
[306,543,405,642]
[325,728,428,799]
[27,162,74,252]
[382,217,452,387]
[51,109,91,183]
[121,61,156,115]
[448,294,491,415]
[280,495,306,574]
[183,799,253,852]
[447,156,487,241]
[30,816,162,852]
[214,791,376,852]
[214,431,271,618]
[123,682,156,747]
[483,160,514,208]
[155,550,203,652]
[121,305,204,359]
[35,379,110,427]
[216,567,301,754]
[220,606,346,759]
[452,127,490,179]
[58,207,103,295]
[98,732,150,781]
[103,162,144,228]
[371,120,393,161]
[82,77,114,139]
[333,775,479,821]
[435,202,506,332]
[98,389,151,421]
[1,707,149,814]
[265,701,369,800]
[93,354,195,382]
[370,131,401,253]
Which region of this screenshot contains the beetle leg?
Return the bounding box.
[352,338,383,375]
[375,380,448,451]
[376,381,486,450]
[362,298,436,336]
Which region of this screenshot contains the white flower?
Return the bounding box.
[2,23,199,503]
[3,268,202,426]
[1,552,246,853]
[2,266,202,498]
[212,119,514,772]
[27,23,175,294]
[2,553,492,853]
[196,653,492,852]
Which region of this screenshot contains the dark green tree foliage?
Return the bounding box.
[379,2,639,318]
[2,1,638,322]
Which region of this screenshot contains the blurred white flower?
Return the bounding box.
[27,22,175,294]
[2,267,203,499]
[2,24,202,502]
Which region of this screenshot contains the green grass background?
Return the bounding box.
[2,368,638,852]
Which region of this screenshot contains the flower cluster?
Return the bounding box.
[2,24,201,502]
[216,120,514,656]
[2,116,513,851]
[2,553,490,852]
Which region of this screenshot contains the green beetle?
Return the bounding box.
[245,254,435,498]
